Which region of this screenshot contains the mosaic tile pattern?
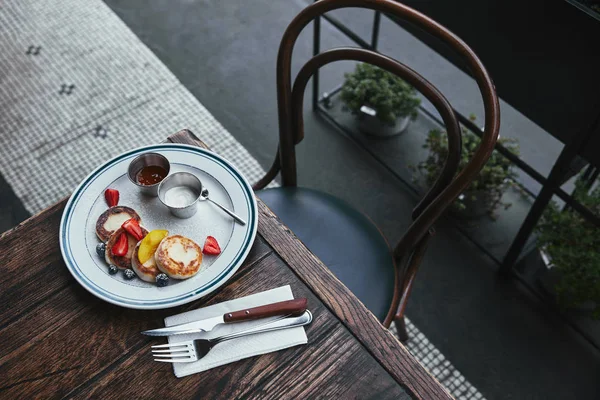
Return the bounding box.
[391,318,486,400]
[0,0,273,213]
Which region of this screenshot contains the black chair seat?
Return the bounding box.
[257,187,395,321]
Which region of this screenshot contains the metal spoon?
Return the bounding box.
[200,188,246,225]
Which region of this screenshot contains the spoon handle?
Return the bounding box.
[207,198,247,225]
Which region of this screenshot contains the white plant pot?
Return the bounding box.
[357,114,411,138]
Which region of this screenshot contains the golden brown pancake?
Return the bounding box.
[105,227,149,270]
[155,235,203,279]
[95,206,141,242]
[131,241,161,282]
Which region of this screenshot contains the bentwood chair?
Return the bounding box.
[253,0,500,341]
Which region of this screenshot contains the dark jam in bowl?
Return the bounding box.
[136,165,168,186]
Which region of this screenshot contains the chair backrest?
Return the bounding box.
[254,0,500,326]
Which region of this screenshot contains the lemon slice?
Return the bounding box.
[138,229,168,264]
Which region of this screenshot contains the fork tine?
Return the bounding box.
[152,348,190,354]
[152,353,192,358]
[151,342,190,349]
[154,358,196,363]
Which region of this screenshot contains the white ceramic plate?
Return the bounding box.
[59,144,258,309]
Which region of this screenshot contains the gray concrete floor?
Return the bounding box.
[1,1,599,398]
[0,171,29,233]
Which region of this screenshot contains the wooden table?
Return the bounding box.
[0,131,451,399]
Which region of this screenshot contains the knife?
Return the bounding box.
[141,298,308,336]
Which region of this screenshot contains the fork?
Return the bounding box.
[151,310,312,363]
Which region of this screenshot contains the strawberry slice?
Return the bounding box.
[112,232,128,257]
[122,218,145,241]
[202,236,221,255]
[104,188,119,207]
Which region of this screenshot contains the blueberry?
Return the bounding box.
[156,273,169,287]
[123,269,136,280]
[108,265,118,275]
[96,242,106,257]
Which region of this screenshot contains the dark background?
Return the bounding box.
[399,0,600,166]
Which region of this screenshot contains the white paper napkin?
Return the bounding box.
[164,285,308,378]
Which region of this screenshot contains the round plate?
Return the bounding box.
[59,144,258,309]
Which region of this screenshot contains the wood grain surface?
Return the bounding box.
[0,130,450,400]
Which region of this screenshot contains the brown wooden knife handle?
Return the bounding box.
[223,298,308,323]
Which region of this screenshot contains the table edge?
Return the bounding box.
[0,129,452,400]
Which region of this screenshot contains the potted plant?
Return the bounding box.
[536,176,600,318]
[585,0,600,13]
[340,63,421,138]
[412,117,520,219]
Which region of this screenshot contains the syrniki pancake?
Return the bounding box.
[131,241,161,282]
[96,206,141,242]
[105,227,149,270]
[155,235,203,279]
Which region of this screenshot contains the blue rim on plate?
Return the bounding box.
[59,144,258,309]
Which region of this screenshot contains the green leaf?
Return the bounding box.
[413,118,521,221]
[341,63,421,124]
[536,173,600,318]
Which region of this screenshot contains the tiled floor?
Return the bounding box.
[392,319,484,400]
[0,0,273,215]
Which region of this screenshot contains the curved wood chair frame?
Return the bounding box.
[254,0,500,329]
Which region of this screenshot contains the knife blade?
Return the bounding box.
[141,297,307,336]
